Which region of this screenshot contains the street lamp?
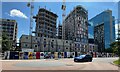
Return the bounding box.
[113,19,120,60]
[117,20,120,59]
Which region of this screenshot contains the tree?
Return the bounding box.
[105,47,113,53]
[110,41,120,55]
[2,32,12,52]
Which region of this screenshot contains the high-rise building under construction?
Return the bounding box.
[34,8,58,38]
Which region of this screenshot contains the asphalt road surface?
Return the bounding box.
[0,57,119,70]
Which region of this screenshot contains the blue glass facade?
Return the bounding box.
[118,1,120,20]
[89,10,115,51]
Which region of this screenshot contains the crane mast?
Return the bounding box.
[62,0,66,40]
[61,0,66,52]
[27,0,34,35]
[27,0,34,49]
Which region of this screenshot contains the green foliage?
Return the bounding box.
[110,41,120,55]
[113,59,120,66]
[2,32,12,52]
[105,48,113,53]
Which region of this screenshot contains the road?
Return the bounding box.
[0,57,119,71]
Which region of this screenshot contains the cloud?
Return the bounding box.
[9,9,28,19]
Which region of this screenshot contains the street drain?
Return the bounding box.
[66,64,74,66]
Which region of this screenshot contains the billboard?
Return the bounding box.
[36,52,40,59]
[58,52,62,58]
[4,51,7,59]
[40,52,44,59]
[64,52,67,58]
[14,52,19,59]
[23,52,28,59]
[19,52,24,59]
[54,52,58,59]
[7,51,10,59]
[51,52,54,59]
[33,52,36,59]
[9,52,19,59]
[70,52,75,58]
[28,52,33,59]
[9,52,14,59]
[61,52,64,58]
[48,52,51,59]
[44,52,49,59]
[67,52,70,58]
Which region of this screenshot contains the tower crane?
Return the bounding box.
[27,0,34,35]
[27,0,34,49]
[61,0,66,52]
[61,0,66,40]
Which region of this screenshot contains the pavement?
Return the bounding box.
[0,57,119,70]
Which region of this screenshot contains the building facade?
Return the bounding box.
[20,35,74,52]
[118,1,120,41]
[33,8,58,38]
[89,10,115,52]
[0,19,17,49]
[88,38,98,52]
[63,5,88,52]
[58,24,62,39]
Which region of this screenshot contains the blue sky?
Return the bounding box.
[2,2,118,41]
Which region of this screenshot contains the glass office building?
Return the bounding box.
[89,10,115,52]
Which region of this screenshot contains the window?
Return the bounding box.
[66,41,68,43]
[51,42,53,48]
[78,44,80,47]
[26,37,28,39]
[66,48,68,49]
[44,44,46,47]
[25,44,27,47]
[75,44,76,47]
[41,34,42,37]
[34,45,37,47]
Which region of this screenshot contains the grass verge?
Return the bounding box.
[113,59,120,66]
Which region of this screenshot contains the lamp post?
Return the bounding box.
[117,20,120,61]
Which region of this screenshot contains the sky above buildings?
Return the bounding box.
[1,2,119,42]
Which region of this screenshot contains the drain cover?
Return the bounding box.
[66,64,74,66]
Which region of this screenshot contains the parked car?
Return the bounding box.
[74,54,93,62]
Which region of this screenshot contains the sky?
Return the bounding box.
[1,2,119,42]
